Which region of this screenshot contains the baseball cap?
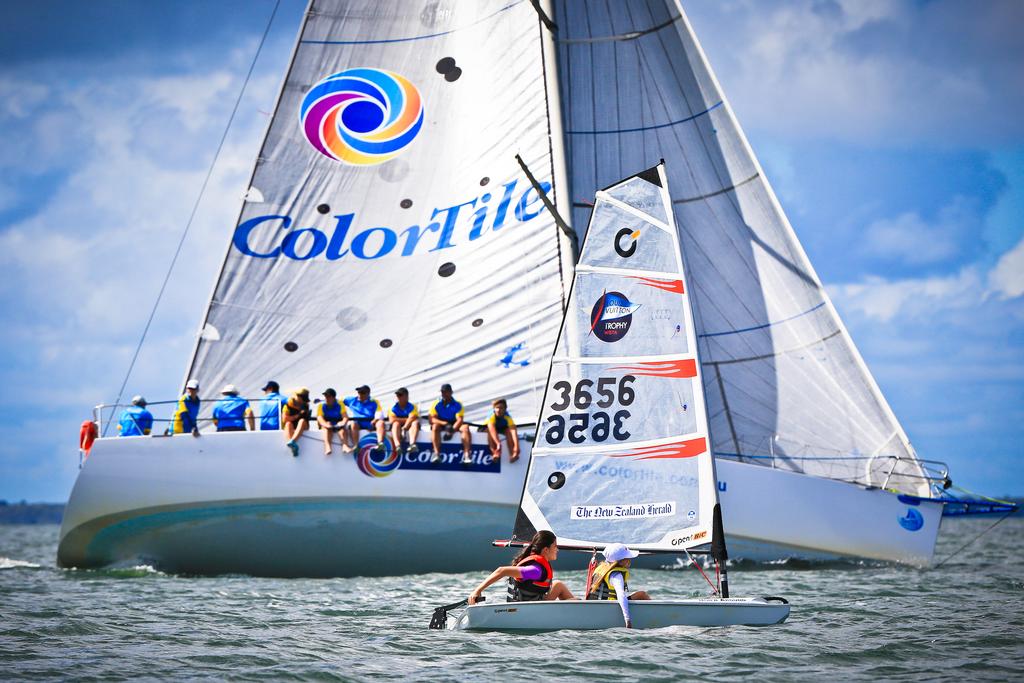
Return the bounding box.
[440,383,453,392]
[262,380,279,391]
[220,384,239,395]
[131,395,147,407]
[355,384,370,393]
[323,388,337,397]
[295,387,310,398]
[602,543,640,563]
[395,387,409,396]
[185,379,200,390]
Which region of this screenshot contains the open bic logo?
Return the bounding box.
[299,68,424,166]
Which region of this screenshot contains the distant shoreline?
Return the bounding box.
[0,502,65,525]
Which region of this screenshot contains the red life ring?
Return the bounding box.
[79,420,98,455]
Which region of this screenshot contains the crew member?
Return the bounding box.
[172,379,201,435]
[317,388,350,455]
[282,387,311,456]
[429,383,472,465]
[388,387,420,455]
[259,380,288,431]
[212,384,254,432]
[468,530,576,604]
[485,398,520,463]
[117,395,153,437]
[344,385,386,453]
[586,543,651,628]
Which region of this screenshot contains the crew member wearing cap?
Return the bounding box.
[317,388,350,456]
[388,388,420,455]
[259,381,288,431]
[117,396,153,437]
[344,385,386,453]
[485,398,520,463]
[586,543,650,628]
[429,383,471,465]
[212,385,255,432]
[172,379,201,436]
[282,387,311,456]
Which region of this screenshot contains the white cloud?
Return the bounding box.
[687,0,1024,146]
[861,195,980,266]
[989,235,1024,299]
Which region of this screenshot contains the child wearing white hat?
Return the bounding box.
[586,543,651,628]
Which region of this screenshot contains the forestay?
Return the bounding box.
[514,164,717,552]
[186,0,574,421]
[553,0,929,495]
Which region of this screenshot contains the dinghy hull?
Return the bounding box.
[454,598,790,631]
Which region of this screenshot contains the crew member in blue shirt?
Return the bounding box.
[344,385,386,453]
[317,388,350,455]
[259,380,288,431]
[388,387,420,455]
[118,395,153,437]
[212,384,254,432]
[429,383,472,465]
[172,379,201,435]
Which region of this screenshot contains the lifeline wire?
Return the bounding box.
[104,0,282,435]
[931,509,1015,570]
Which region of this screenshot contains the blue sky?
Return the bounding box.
[0,0,1021,502]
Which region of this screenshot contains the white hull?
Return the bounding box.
[454,598,790,631]
[58,432,943,575]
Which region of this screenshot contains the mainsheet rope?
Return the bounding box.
[104,0,283,435]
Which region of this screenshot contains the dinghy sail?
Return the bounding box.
[514,161,719,555]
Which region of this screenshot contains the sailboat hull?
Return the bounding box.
[58,434,944,575]
[453,598,790,631]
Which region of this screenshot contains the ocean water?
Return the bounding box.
[1,518,1022,681]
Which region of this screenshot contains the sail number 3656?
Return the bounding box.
[545,376,635,445]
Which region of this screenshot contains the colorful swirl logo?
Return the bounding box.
[299,68,424,166]
[355,434,401,478]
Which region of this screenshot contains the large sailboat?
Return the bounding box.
[60,0,977,576]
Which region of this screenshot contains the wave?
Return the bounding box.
[0,556,42,570]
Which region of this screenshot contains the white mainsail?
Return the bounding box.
[552,0,929,495]
[514,163,717,551]
[186,0,575,421]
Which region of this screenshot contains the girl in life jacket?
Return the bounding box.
[586,543,651,628]
[468,530,577,605]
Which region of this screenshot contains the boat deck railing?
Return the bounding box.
[714,450,952,495]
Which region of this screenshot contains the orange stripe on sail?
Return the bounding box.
[609,437,707,461]
[627,276,684,294]
[607,359,697,378]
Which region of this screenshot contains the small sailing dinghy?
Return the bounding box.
[449,162,789,631]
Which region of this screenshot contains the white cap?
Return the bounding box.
[131,395,147,407]
[221,384,239,395]
[185,379,200,390]
[602,543,639,563]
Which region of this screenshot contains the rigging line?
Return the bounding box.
[699,302,827,338]
[702,329,842,366]
[930,509,1015,570]
[559,13,679,44]
[301,1,521,45]
[565,101,722,135]
[104,0,282,437]
[527,0,558,32]
[673,173,760,205]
